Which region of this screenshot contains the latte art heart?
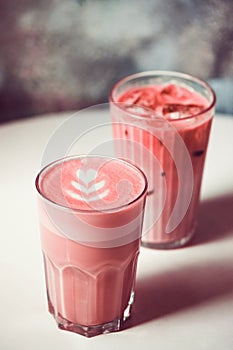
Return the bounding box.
[76,169,98,186]
[66,168,110,203]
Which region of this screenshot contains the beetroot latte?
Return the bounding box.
[110,71,216,249]
[36,156,147,337]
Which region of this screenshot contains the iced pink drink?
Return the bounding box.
[36,156,147,337]
[110,71,216,248]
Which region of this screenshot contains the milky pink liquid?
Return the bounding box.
[111,82,214,248]
[36,157,147,335]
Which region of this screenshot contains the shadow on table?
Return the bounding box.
[123,193,233,330]
[192,193,233,245]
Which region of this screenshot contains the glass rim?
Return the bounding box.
[35,154,148,214]
[109,70,216,122]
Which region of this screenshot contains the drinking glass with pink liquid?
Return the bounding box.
[35,155,147,337]
[110,71,216,249]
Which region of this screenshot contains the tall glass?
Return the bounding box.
[110,71,216,249]
[35,155,147,337]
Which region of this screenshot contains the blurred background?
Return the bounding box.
[0,0,232,123]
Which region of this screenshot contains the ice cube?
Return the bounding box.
[121,87,157,110]
[160,84,193,100]
[122,90,143,105]
[162,103,205,118]
[124,104,152,116]
[138,87,157,109]
[160,84,179,96]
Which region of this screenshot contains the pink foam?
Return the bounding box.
[40,157,145,211]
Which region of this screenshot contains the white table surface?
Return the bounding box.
[0,112,233,350]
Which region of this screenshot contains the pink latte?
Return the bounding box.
[36,156,147,336]
[110,72,215,248]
